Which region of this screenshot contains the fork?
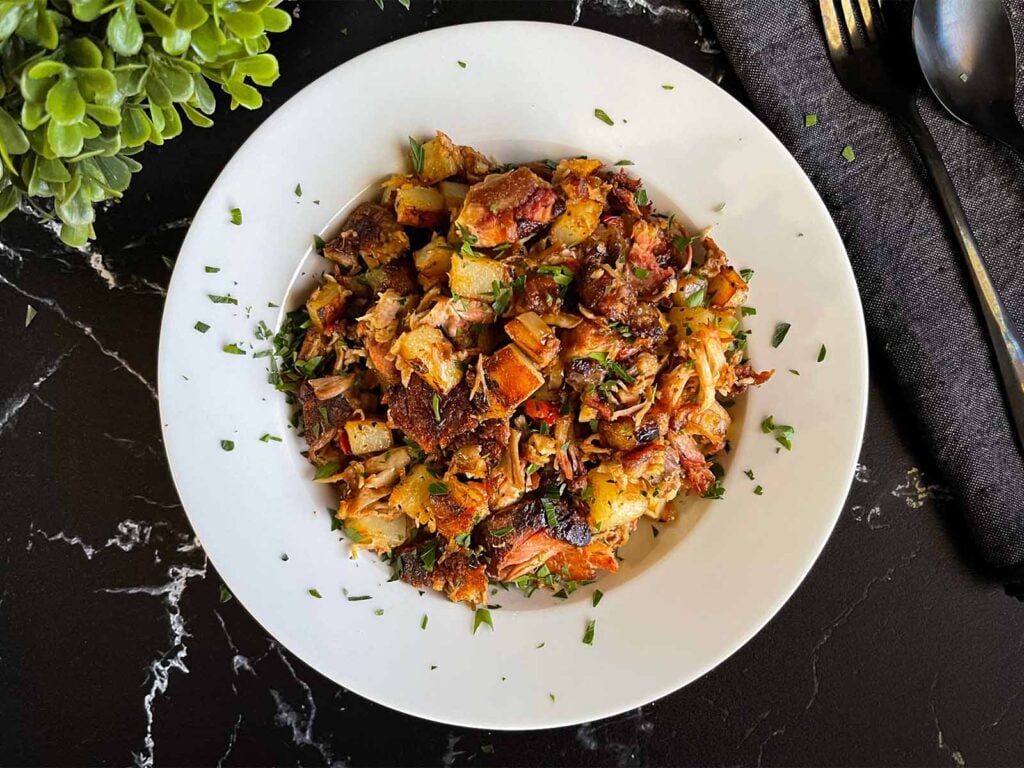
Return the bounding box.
[818,0,1024,457]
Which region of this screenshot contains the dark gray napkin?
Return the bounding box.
[698,0,1024,571]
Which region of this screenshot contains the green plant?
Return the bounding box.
[0,0,291,246]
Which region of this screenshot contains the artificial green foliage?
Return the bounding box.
[0,0,291,246]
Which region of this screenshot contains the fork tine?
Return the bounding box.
[839,0,867,50]
[857,0,879,43]
[819,0,848,61]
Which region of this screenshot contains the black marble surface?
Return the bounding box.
[1,1,1023,766]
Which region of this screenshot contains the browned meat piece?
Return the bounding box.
[667,431,715,497]
[364,260,419,296]
[385,374,479,454]
[598,416,660,451]
[454,168,560,247]
[298,381,352,448]
[723,363,774,397]
[447,419,511,466]
[626,302,666,346]
[564,355,605,393]
[355,289,413,387]
[396,541,487,605]
[324,202,410,270]
[608,169,644,216]
[627,219,674,285]
[511,270,563,315]
[578,265,635,323]
[474,494,591,581]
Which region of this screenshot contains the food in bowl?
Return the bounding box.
[272,132,772,606]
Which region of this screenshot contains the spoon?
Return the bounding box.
[912,0,1024,159]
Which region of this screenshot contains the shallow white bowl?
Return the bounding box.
[158,21,868,730]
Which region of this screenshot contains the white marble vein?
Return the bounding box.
[0,347,75,437]
[0,273,157,399]
[87,250,166,296]
[805,545,922,710]
[756,726,787,767]
[269,642,342,767]
[28,519,154,560]
[100,541,208,768]
[931,676,966,768]
[440,732,463,767]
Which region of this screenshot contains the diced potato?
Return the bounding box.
[419,131,462,185]
[413,235,453,289]
[343,420,394,455]
[549,199,603,247]
[427,477,489,538]
[395,185,447,229]
[454,168,557,247]
[481,344,545,419]
[344,511,411,557]
[459,144,494,182]
[390,326,464,394]
[449,252,509,301]
[586,463,652,531]
[389,464,435,524]
[552,157,604,184]
[504,311,560,367]
[707,266,749,309]
[305,280,350,333]
[438,180,469,213]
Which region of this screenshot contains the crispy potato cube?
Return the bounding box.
[389,463,435,524]
[426,477,489,539]
[481,344,545,419]
[504,311,560,367]
[395,185,447,229]
[586,463,651,531]
[419,131,462,185]
[438,180,469,213]
[453,167,558,247]
[391,326,464,394]
[306,276,349,332]
[449,253,509,301]
[549,199,603,247]
[707,266,750,309]
[413,235,453,289]
[344,511,410,556]
[343,420,394,455]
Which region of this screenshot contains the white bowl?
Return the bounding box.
[158,21,868,729]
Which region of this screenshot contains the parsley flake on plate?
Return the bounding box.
[771,322,791,348]
[308,588,322,599]
[229,207,242,225]
[818,344,827,362]
[220,440,234,451]
[582,619,596,645]
[592,589,604,607]
[473,607,494,634]
[194,321,210,333]
[593,108,614,125]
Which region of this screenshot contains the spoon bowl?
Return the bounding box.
[913,0,1024,157]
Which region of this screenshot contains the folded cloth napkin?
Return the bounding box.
[698,0,1024,574]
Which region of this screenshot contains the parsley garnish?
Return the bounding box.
[408,136,425,174]
[592,589,604,607]
[614,159,634,166]
[24,304,37,327]
[313,234,326,251]
[428,482,449,496]
[208,294,238,305]
[194,321,210,333]
[431,392,442,423]
[421,614,429,630]
[744,469,755,480]
[741,306,757,316]
[346,595,372,601]
[205,266,220,273]
[229,207,242,225]
[374,608,384,616]
[632,266,650,279]
[218,584,233,603]
[818,344,827,362]
[739,268,754,283]
[805,113,818,127]
[491,525,514,537]
[542,498,558,528]
[634,188,649,206]
[771,322,791,348]
[754,485,764,495]
[457,60,466,68]
[652,525,660,538]
[537,264,575,286]
[593,108,614,126]
[842,144,856,162]
[259,433,282,443]
[294,183,302,197]
[582,619,596,645]
[313,461,340,480]
[486,280,513,315]
[308,588,322,599]
[220,440,234,451]
[473,607,494,634]
[685,286,706,308]
[421,541,437,572]
[662,84,674,90]
[223,343,246,355]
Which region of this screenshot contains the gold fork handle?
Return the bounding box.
[898,102,1024,452]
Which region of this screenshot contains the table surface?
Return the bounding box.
[1,2,1022,766]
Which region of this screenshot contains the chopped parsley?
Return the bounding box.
[313,461,340,480]
[473,607,494,634]
[313,234,326,251]
[24,304,37,327]
[582,619,596,645]
[428,482,449,496]
[431,392,442,423]
[223,343,246,355]
[804,113,818,127]
[842,144,856,162]
[457,60,466,68]
[593,108,614,126]
[662,84,674,90]
[651,525,660,538]
[486,280,513,315]
[208,294,238,305]
[481,744,494,754]
[754,485,764,495]
[346,594,372,601]
[218,584,233,603]
[408,136,425,174]
[632,266,650,279]
[741,306,757,316]
[761,415,795,450]
[421,614,428,630]
[542,497,559,528]
[713,201,726,213]
[374,608,384,616]
[229,207,242,225]
[308,588,322,599]
[280,553,289,561]
[592,589,604,607]
[204,265,220,273]
[421,540,438,571]
[194,321,210,333]
[744,469,755,480]
[294,183,302,197]
[537,264,575,286]
[685,286,706,308]
[549,693,556,702]
[771,322,791,348]
[491,524,514,537]
[635,188,649,206]
[739,268,754,282]
[614,159,634,166]
[259,433,282,443]
[220,440,234,451]
[818,344,827,362]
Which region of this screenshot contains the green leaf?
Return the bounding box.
[0,184,20,221]
[139,0,176,37]
[473,608,493,634]
[190,74,216,113]
[190,18,225,62]
[0,108,30,173]
[28,61,65,80]
[120,106,151,147]
[66,38,104,69]
[160,105,182,140]
[171,0,209,30]
[94,155,134,192]
[68,0,106,22]
[408,135,424,174]
[593,108,613,125]
[770,322,791,348]
[0,5,25,44]
[582,619,596,645]
[46,77,87,125]
[151,60,194,102]
[181,102,213,128]
[59,222,91,246]
[308,588,322,599]
[233,54,279,87]
[260,6,292,33]
[85,103,121,127]
[224,78,262,110]
[219,584,233,603]
[223,10,264,38]
[35,6,59,49]
[842,144,856,162]
[77,67,117,100]
[47,121,85,158]
[35,157,70,183]
[107,4,144,56]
